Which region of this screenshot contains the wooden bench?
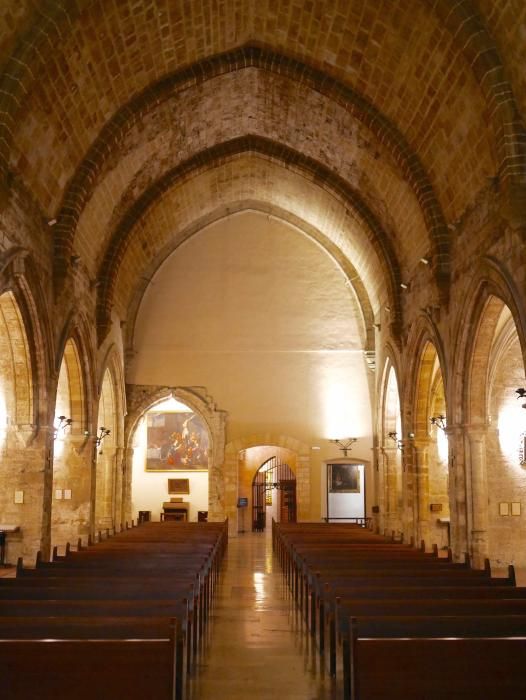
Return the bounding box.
[345,616,526,700]
[0,520,228,700]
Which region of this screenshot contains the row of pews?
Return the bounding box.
[273,521,526,699]
[0,519,228,700]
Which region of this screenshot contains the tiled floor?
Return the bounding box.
[188,530,339,700]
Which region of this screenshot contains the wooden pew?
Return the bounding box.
[0,521,227,699]
[1,632,178,700]
[345,616,526,700]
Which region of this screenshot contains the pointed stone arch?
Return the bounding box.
[125,384,227,523]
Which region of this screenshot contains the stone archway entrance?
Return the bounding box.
[251,455,296,532]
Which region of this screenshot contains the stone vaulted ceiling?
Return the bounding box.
[0,0,525,346]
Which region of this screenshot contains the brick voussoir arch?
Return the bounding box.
[433,0,526,188]
[46,45,451,290]
[95,135,403,342]
[450,257,526,428]
[122,199,376,356]
[402,314,448,435]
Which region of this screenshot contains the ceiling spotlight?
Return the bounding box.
[70,255,81,267]
[420,257,430,265]
[47,218,57,227]
[400,282,409,289]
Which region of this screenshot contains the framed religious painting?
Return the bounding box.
[145,410,209,471]
[328,463,361,493]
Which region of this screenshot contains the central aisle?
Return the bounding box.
[189,530,338,700]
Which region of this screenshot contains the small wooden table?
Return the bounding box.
[161,502,190,522]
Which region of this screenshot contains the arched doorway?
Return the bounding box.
[252,455,296,532]
[94,368,118,530]
[466,296,526,567]
[51,337,90,550]
[0,291,35,560]
[131,396,210,522]
[380,361,403,535]
[413,341,450,548]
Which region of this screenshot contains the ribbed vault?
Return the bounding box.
[95,149,401,342]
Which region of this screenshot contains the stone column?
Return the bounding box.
[383,446,400,533]
[413,439,431,548]
[122,447,134,524]
[401,439,415,544]
[466,427,489,568]
[445,425,468,560]
[295,449,311,521]
[374,447,386,534]
[113,447,124,527]
[40,429,55,561]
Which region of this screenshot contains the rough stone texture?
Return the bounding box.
[0,0,525,568]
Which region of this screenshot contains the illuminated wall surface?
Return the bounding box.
[132,398,209,522]
[131,211,373,445]
[129,211,373,520]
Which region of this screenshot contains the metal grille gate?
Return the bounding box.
[252,456,296,531]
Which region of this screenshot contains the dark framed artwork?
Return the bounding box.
[328,463,361,493]
[168,478,190,494]
[146,411,209,471]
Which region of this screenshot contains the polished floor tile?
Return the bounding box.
[188,531,339,700]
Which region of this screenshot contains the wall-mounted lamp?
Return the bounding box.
[329,437,357,456]
[430,414,447,431]
[96,426,111,447]
[516,388,526,409]
[54,415,72,440]
[387,431,403,451]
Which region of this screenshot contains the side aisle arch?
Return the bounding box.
[125,385,226,525]
[0,249,51,561]
[455,262,526,567]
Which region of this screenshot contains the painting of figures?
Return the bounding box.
[146,411,209,470]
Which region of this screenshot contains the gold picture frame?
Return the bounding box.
[168,478,190,495]
[146,410,209,471]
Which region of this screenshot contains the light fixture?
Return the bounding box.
[419,257,430,265]
[54,415,72,440]
[400,282,409,289]
[430,414,447,431]
[387,431,403,451]
[96,426,111,447]
[329,437,358,456]
[47,218,57,227]
[516,388,526,409]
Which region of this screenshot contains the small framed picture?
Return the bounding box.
[55,489,63,500]
[63,489,72,500]
[499,502,510,516]
[328,464,361,493]
[511,502,521,516]
[168,478,190,495]
[14,490,24,504]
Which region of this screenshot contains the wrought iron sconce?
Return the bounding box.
[54,415,72,440]
[387,431,403,451]
[329,437,358,456]
[96,427,111,448]
[430,414,447,431]
[516,388,526,409]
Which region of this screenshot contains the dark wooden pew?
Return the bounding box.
[0,520,228,700]
[1,631,179,700]
[345,616,526,700]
